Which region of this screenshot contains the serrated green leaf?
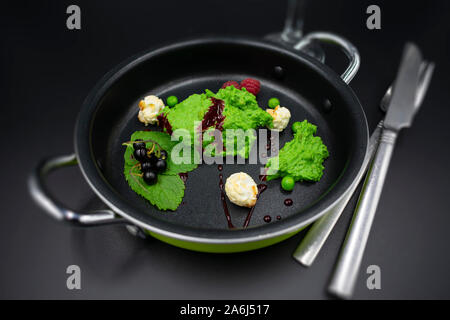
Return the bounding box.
[124,131,198,175]
[123,130,197,211]
[124,161,185,210]
[164,146,199,175]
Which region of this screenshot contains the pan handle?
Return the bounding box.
[28,154,126,226]
[294,32,360,84]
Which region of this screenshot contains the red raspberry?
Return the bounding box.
[221,81,240,89]
[240,78,260,95]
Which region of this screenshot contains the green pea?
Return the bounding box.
[268,97,280,109]
[292,121,302,134]
[281,176,295,191]
[166,95,178,107]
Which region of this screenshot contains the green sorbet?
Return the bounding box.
[160,93,212,144]
[209,86,272,158]
[265,120,329,182]
[159,86,273,158]
[212,86,273,130]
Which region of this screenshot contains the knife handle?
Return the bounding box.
[328,129,397,299]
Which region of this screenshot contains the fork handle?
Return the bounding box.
[328,129,397,299]
[293,121,383,266]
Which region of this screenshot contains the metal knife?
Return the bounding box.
[328,43,425,299]
[293,60,434,267]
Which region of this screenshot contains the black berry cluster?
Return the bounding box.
[133,139,168,185]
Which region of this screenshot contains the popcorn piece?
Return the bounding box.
[225,172,258,208]
[138,95,165,125]
[266,106,291,132]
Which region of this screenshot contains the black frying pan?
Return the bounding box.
[29,36,368,252]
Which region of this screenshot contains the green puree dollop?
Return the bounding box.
[159,86,273,158]
[214,86,273,130]
[161,93,213,141]
[266,120,329,182]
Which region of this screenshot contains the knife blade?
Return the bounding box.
[384,43,423,131]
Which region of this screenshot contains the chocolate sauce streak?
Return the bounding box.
[201,97,225,131]
[207,98,228,229]
[212,100,270,229]
[259,168,268,182]
[219,173,234,229]
[179,172,188,183]
[157,113,173,135]
[263,215,272,223]
[284,199,293,206]
[266,130,272,150]
[197,97,226,156]
[242,184,267,228]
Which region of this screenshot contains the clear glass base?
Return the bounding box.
[264,32,326,64]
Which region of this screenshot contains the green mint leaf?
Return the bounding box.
[123,130,197,210]
[124,160,185,211]
[125,131,198,175]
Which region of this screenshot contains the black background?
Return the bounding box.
[1,0,450,299]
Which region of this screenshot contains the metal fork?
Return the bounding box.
[292,61,434,267]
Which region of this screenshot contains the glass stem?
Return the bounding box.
[281,0,307,43]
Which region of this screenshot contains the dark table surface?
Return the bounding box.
[1,0,449,299]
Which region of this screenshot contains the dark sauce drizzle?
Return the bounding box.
[215,105,275,229]
[219,173,234,229]
[200,97,225,131]
[179,172,188,183]
[197,97,226,155]
[259,167,268,182]
[242,184,267,228]
[218,170,269,229]
[263,215,272,223]
[266,130,272,150]
[157,113,173,135]
[284,199,293,206]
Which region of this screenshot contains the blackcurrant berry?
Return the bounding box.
[148,153,158,165]
[143,170,157,185]
[134,148,148,162]
[133,140,146,150]
[141,161,153,172]
[155,159,167,172]
[159,150,168,159]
